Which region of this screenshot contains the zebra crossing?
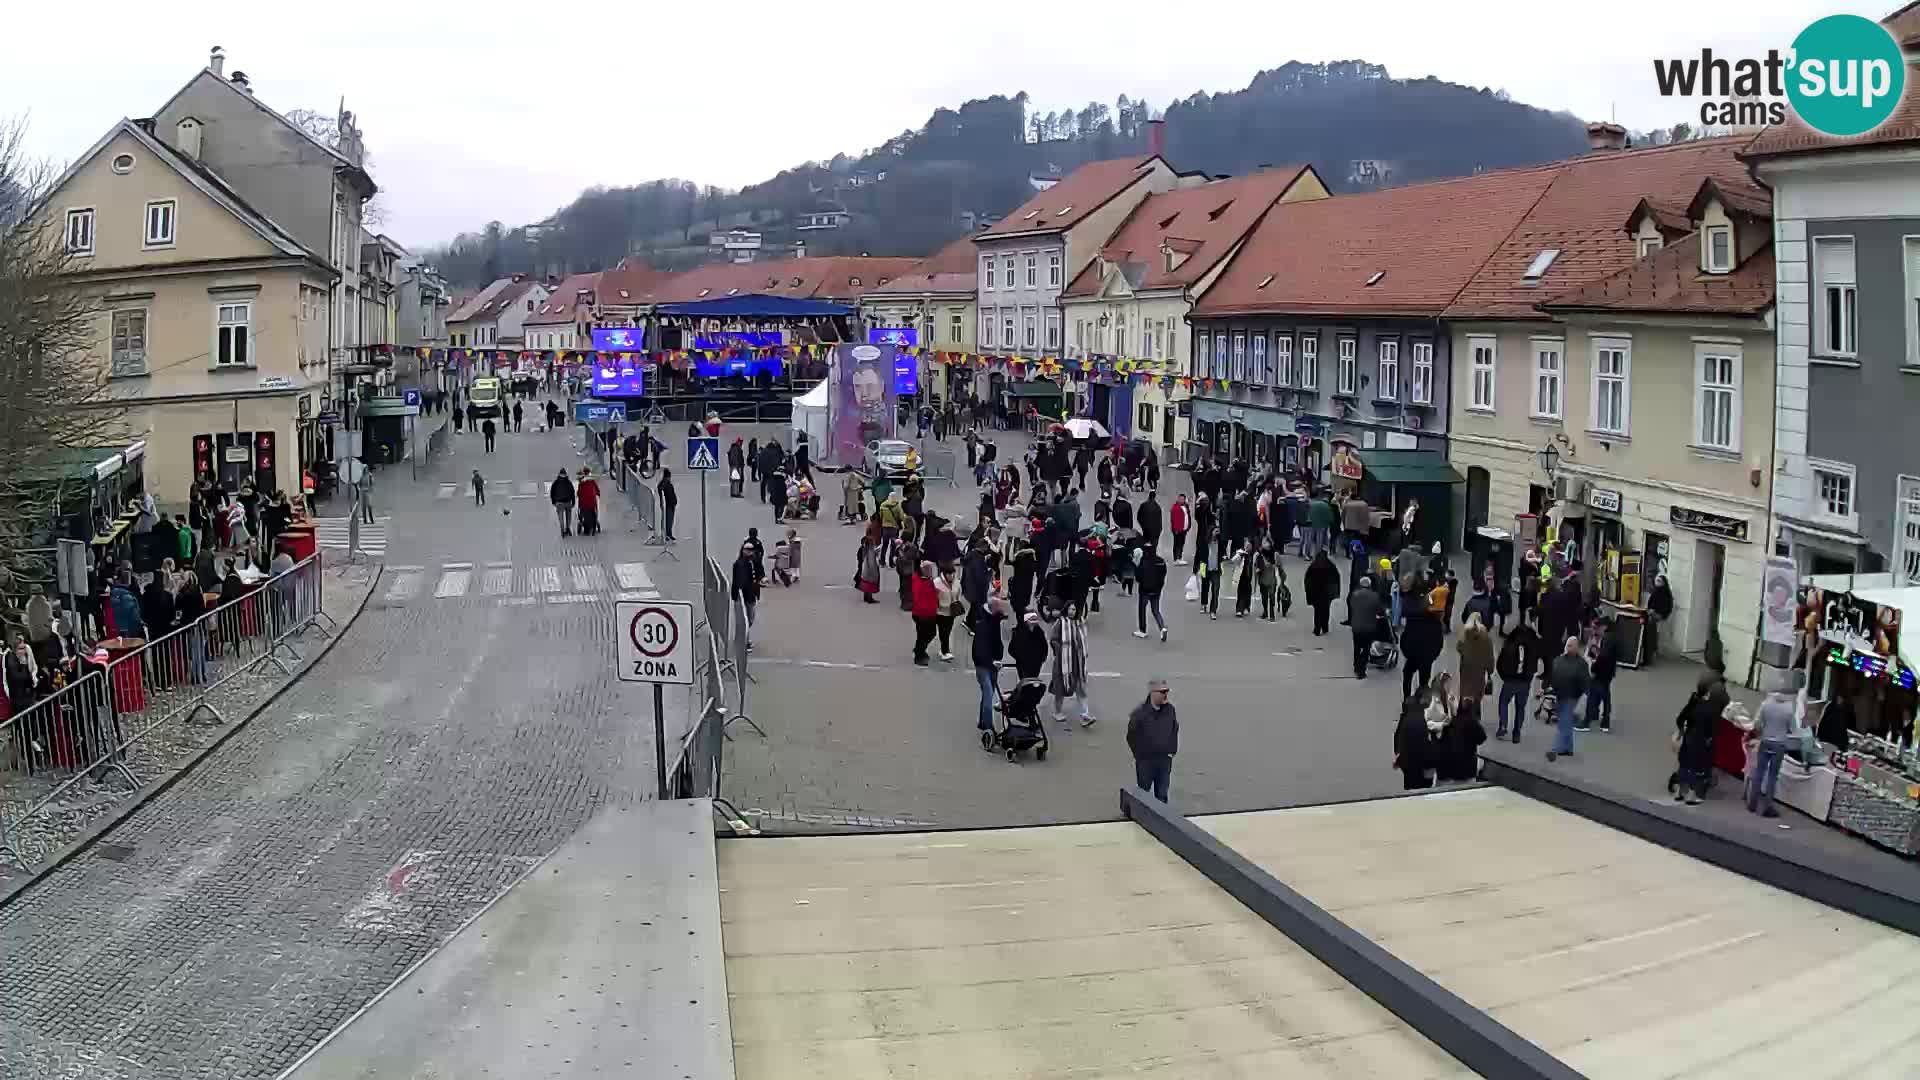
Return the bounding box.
[435,480,543,500]
[313,516,388,557]
[379,560,660,608]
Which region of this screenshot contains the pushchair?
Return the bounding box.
[1369,615,1402,670]
[983,671,1051,761]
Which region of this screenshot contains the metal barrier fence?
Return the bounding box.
[624,466,677,557]
[918,445,958,487]
[700,556,732,664]
[0,555,333,869]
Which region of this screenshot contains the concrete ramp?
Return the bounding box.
[283,798,733,1080]
[717,821,1468,1079]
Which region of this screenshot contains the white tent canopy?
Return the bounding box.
[791,381,829,462]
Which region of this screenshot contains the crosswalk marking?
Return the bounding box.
[531,566,560,594]
[436,484,456,500]
[616,590,662,602]
[434,570,471,598]
[314,517,388,557]
[384,570,422,602]
[481,568,513,595]
[614,563,652,590]
[522,481,539,496]
[571,564,606,591]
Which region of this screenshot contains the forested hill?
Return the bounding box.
[425,61,1588,288]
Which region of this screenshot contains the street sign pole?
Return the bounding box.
[685,436,721,573]
[699,468,709,571]
[616,598,695,799]
[654,683,668,799]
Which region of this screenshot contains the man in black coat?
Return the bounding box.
[1346,579,1384,679]
[1126,678,1178,802]
[970,598,1006,735]
[1136,492,1163,553]
[961,545,993,628]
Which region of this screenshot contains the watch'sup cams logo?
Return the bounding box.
[1653,14,1907,136]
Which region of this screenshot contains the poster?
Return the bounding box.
[1760,556,1799,650]
[826,343,898,467]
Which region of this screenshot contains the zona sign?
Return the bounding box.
[616,599,693,684]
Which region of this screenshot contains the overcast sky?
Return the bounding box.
[3,1,1831,251]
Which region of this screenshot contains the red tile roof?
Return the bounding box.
[1192,167,1562,318]
[1443,135,1765,319]
[627,257,922,306]
[975,156,1165,240]
[1062,166,1317,299]
[1743,60,1920,158]
[525,272,603,326]
[862,236,979,298]
[597,260,671,306]
[1885,1,1920,46]
[1539,236,1774,318]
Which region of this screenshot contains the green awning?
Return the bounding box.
[1359,449,1463,485]
[18,446,127,484]
[1002,379,1062,399]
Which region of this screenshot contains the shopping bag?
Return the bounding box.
[1184,574,1201,602]
[730,467,743,481]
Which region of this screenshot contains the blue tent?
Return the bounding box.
[654,294,853,318]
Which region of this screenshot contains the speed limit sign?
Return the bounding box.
[616,600,693,684]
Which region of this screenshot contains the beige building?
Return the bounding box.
[36,118,334,503]
[524,272,605,353]
[1060,165,1328,451]
[859,236,978,401]
[1448,158,1777,674]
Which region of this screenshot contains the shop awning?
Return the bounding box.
[654,295,853,318]
[17,446,133,484]
[1358,449,1463,485]
[1002,379,1063,399]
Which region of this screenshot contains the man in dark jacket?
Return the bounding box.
[1136,492,1163,554]
[1493,618,1541,742]
[1346,578,1384,679]
[1546,635,1590,761]
[1126,678,1178,802]
[1135,548,1169,641]
[1008,611,1048,680]
[971,598,1006,734]
[960,546,993,628]
[1584,619,1619,733]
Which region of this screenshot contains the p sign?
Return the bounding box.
[616,600,693,685]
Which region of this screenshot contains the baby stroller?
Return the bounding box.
[1369,615,1402,670]
[984,671,1051,761]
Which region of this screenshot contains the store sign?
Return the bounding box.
[1760,556,1799,651]
[1587,486,1623,514]
[298,394,312,419]
[258,375,294,391]
[591,327,645,353]
[869,326,918,349]
[1669,505,1749,543]
[1330,447,1364,482]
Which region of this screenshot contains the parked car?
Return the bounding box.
[863,439,914,477]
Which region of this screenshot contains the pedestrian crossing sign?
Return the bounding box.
[687,437,721,471]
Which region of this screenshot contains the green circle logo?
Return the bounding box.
[1787,14,1907,137]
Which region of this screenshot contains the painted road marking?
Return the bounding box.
[571,564,606,592]
[521,481,540,496]
[481,568,513,595]
[615,590,661,602]
[531,566,560,594]
[384,571,422,602]
[434,570,471,599]
[545,592,594,604]
[499,596,538,607]
[613,563,653,590]
[435,484,456,500]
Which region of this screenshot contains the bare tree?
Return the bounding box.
[0,117,130,621]
[285,108,386,228]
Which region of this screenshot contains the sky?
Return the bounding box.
[1,0,1836,252]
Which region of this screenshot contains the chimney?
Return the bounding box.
[1585,121,1628,152]
[793,240,806,259]
[175,117,203,162]
[230,70,251,94]
[1147,118,1166,157]
[208,46,225,77]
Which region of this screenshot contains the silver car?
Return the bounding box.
[864,439,914,476]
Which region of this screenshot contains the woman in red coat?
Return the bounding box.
[575,469,601,536]
[910,561,940,666]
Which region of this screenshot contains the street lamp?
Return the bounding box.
[1536,441,1560,480]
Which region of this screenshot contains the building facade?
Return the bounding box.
[1747,58,1920,584]
[39,119,333,503]
[524,272,604,353]
[859,236,979,402]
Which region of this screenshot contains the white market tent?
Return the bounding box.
[791,380,829,462]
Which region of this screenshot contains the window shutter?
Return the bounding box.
[1817,238,1855,283]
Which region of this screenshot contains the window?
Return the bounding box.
[1143,322,1156,360]
[1809,460,1856,529]
[1232,333,1247,381]
[215,302,252,367]
[1897,476,1920,585]
[65,208,94,254]
[1137,402,1154,433]
[1003,313,1015,348]
[1335,337,1357,395]
[1637,235,1663,259]
[1376,339,1399,399]
[1531,339,1563,419]
[1299,335,1319,390]
[1468,336,1496,410]
[1025,254,1037,287]
[1274,335,1294,386]
[1251,334,1268,384]
[111,153,136,174]
[980,310,994,347]
[982,257,994,291]
[1410,341,1434,404]
[1002,258,1015,289]
[949,311,961,344]
[1694,345,1741,452]
[1521,249,1561,281]
[1590,338,1630,435]
[1045,311,1060,350]
[1115,325,1126,357]
[1705,226,1733,273]
[1908,238,1920,366]
[143,199,176,247]
[1048,252,1061,287]
[1814,237,1857,357]
[1024,311,1036,349]
[110,309,147,376]
[1213,334,1229,379]
[1194,333,1209,378]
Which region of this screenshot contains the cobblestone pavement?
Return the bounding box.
[0,422,684,1080]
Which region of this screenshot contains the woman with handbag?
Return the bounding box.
[933,564,964,662]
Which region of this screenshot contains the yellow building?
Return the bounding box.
[33,118,333,503]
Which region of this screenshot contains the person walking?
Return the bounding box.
[1134,546,1168,642]
[971,595,1006,737]
[1545,635,1590,762]
[549,470,576,537]
[933,562,963,661]
[728,438,746,497]
[1047,607,1093,727]
[1394,693,1436,790]
[1673,671,1728,804]
[1306,489,1335,558]
[1232,541,1256,618]
[1646,573,1674,664]
[856,529,883,605]
[1746,686,1797,818]
[1256,544,1280,621]
[657,469,678,541]
[1168,494,1190,564]
[1584,617,1619,732]
[1009,610,1048,681]
[731,541,763,650]
[1456,612,1496,719]
[482,417,497,453]
[1493,616,1540,742]
[471,469,487,506]
[908,561,940,666]
[1400,599,1444,701]
[1304,550,1339,636]
[746,437,760,486]
[512,400,524,433]
[1194,537,1222,620]
[1126,678,1178,803]
[1436,676,1487,783]
[1346,577,1384,679]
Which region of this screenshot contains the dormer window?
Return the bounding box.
[1705,226,1733,273]
[1206,202,1232,222]
[1023,209,1040,220]
[696,288,710,297]
[1364,271,1386,287]
[1521,249,1560,282]
[850,276,862,286]
[1054,205,1073,216]
[1637,235,1663,259]
[1257,273,1275,289]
